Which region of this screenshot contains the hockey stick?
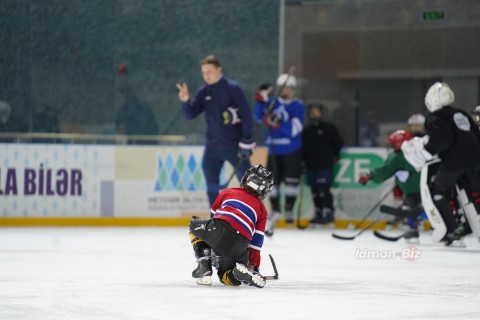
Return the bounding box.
[379,204,423,219]
[331,188,392,240]
[332,216,382,240]
[373,230,406,242]
[264,254,279,280]
[207,158,246,192]
[296,175,310,230]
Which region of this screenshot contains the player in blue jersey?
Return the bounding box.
[188,164,273,288]
[254,74,305,236]
[176,55,256,206]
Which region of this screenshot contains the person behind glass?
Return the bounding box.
[176,55,255,206]
[254,74,305,236]
[0,100,29,142]
[407,113,426,137]
[302,104,343,225]
[115,86,159,144]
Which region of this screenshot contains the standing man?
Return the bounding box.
[176,55,255,206]
[402,82,480,244]
[254,74,305,235]
[302,104,343,225]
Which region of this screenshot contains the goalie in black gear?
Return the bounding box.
[402,82,480,245]
[189,164,273,288]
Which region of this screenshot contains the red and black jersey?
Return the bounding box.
[210,188,268,267]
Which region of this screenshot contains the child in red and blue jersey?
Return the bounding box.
[188,164,273,288]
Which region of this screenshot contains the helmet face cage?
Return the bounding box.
[241,165,274,200]
[388,130,413,151]
[407,114,425,126]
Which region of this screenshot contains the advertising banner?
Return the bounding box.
[0,144,114,217]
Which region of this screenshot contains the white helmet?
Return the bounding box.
[276,74,297,87]
[407,114,425,125]
[425,82,454,112]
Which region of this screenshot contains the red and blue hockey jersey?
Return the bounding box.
[210,187,268,267]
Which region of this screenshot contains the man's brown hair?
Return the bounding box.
[201,55,221,68]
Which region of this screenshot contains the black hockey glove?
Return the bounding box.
[238,137,256,159]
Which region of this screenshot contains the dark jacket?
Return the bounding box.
[425,106,480,171]
[302,120,343,170]
[181,76,253,149]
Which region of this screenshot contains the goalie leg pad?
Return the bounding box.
[456,186,480,238]
[420,161,447,242]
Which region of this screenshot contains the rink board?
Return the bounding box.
[0,143,392,226]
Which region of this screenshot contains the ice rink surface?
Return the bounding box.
[1,227,479,320]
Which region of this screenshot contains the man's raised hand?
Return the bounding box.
[176,82,190,102]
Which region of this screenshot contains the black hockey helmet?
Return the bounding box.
[240,164,274,200]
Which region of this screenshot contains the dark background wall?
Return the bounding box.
[284,0,480,146]
[3,0,480,147]
[0,0,280,139]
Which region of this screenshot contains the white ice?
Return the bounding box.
[1,227,479,320]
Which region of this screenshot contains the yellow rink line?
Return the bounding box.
[0,217,430,230]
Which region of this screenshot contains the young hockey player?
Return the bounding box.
[302,104,344,224]
[359,130,422,242]
[471,106,480,128]
[176,55,255,206]
[188,164,273,288]
[407,113,426,137]
[254,74,305,236]
[402,82,480,245]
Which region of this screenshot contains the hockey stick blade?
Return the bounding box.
[331,217,381,241]
[265,254,279,280]
[331,233,356,240]
[379,205,423,219]
[373,230,405,242]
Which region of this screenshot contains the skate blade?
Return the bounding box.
[404,238,420,245]
[445,240,466,248]
[196,276,212,286]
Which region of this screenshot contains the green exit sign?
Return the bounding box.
[423,9,446,21]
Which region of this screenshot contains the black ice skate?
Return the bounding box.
[443,227,467,247]
[318,208,334,225]
[233,263,266,288]
[403,228,420,245]
[192,253,212,286]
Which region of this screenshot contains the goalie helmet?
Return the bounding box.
[425,82,454,112]
[240,164,274,200]
[388,130,413,151]
[276,74,297,88]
